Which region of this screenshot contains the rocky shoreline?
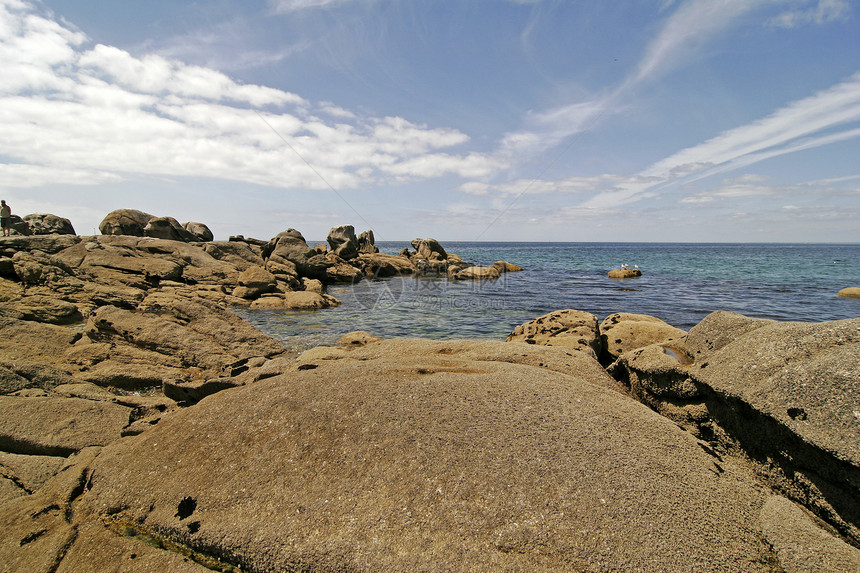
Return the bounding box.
[1,215,859,572]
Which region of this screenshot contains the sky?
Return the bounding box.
[1,0,858,242]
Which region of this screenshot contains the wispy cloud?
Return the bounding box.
[0,1,502,193]
[769,0,851,28]
[468,70,860,209]
[494,0,769,162]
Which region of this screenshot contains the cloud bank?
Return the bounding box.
[0,0,502,193]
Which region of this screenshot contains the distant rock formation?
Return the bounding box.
[838,287,860,298]
[22,214,76,236]
[99,209,213,243]
[608,267,642,278]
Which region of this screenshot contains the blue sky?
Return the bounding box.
[1,0,858,242]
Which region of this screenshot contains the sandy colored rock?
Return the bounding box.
[608,268,641,278]
[0,361,77,395]
[336,331,382,347]
[492,260,524,272]
[0,294,83,325]
[0,317,80,368]
[612,311,860,545]
[0,396,131,456]
[760,496,860,573]
[202,240,265,270]
[250,290,341,310]
[0,493,78,573]
[21,213,76,235]
[0,452,66,494]
[99,209,154,236]
[507,309,602,358]
[81,338,772,572]
[837,287,860,298]
[357,252,415,278]
[600,312,687,360]
[453,265,501,280]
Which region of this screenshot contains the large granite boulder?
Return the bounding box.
[326,225,359,260]
[507,309,602,358]
[837,287,860,298]
[143,217,198,242]
[234,266,277,298]
[182,221,214,242]
[22,214,76,236]
[356,252,415,278]
[203,241,265,271]
[79,338,779,572]
[263,229,332,281]
[411,237,448,260]
[98,209,153,237]
[452,265,501,280]
[610,310,860,546]
[608,268,641,278]
[599,312,687,361]
[357,229,379,254]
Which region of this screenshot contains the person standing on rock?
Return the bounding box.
[0,200,11,237]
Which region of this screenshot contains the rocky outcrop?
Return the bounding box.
[452,265,501,280]
[22,214,76,236]
[143,216,198,242]
[411,237,448,260]
[98,209,154,237]
[599,312,687,362]
[838,287,860,298]
[182,221,214,242]
[99,210,212,243]
[609,310,860,546]
[608,267,642,278]
[506,309,602,359]
[77,338,779,572]
[357,229,379,254]
[326,224,359,260]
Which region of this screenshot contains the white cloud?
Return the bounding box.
[0,1,505,195]
[269,0,354,13]
[631,0,765,85]
[769,0,851,28]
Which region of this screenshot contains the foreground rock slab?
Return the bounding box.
[81,339,777,572]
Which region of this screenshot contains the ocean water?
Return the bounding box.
[237,242,860,353]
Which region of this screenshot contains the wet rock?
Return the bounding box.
[492,260,523,273]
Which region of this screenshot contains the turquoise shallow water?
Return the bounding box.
[237,242,860,353]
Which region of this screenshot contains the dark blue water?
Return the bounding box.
[237,242,860,352]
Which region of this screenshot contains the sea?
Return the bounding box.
[237,242,860,353]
